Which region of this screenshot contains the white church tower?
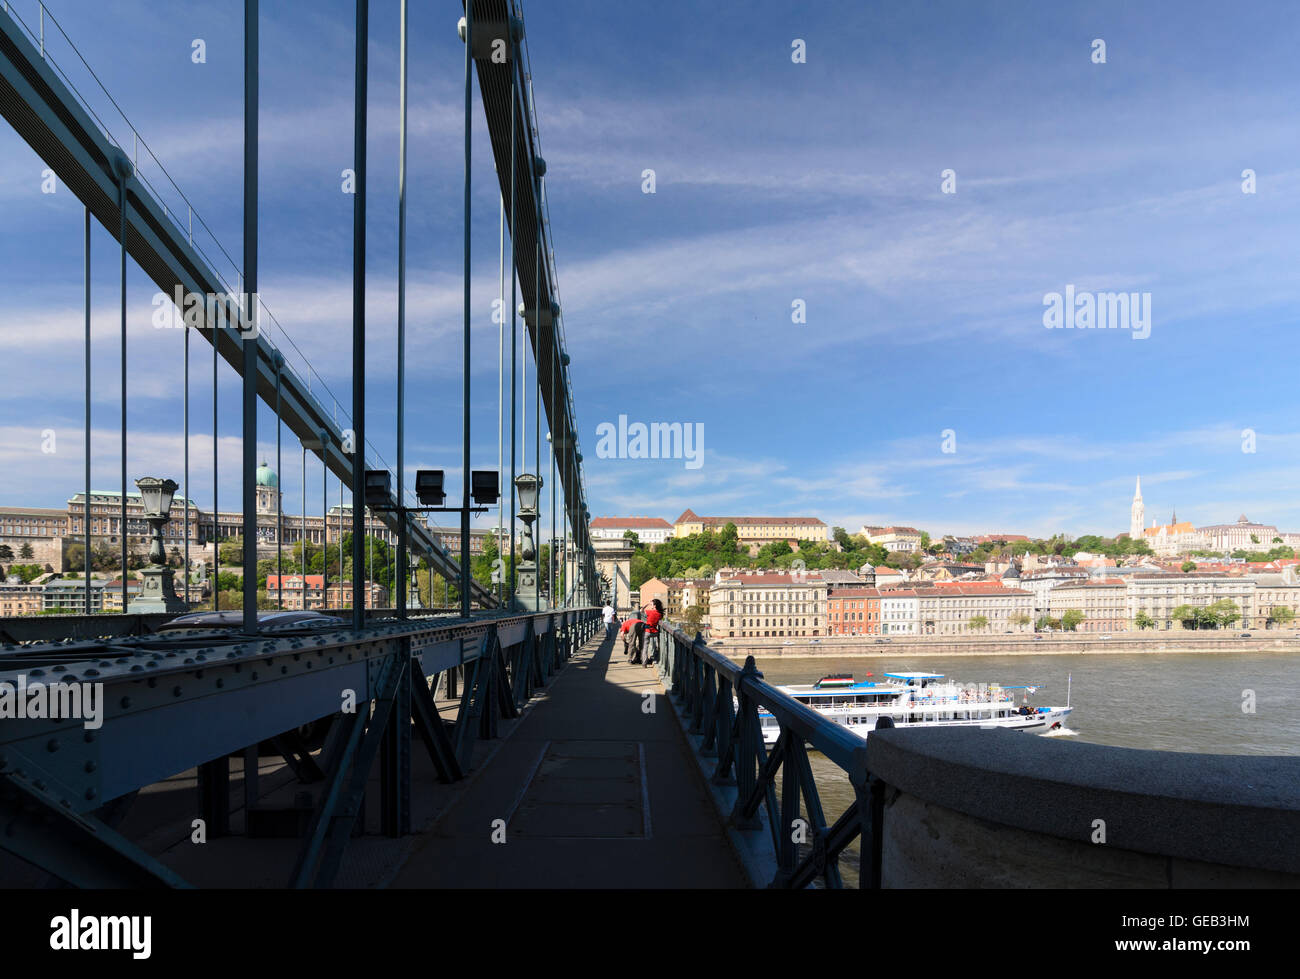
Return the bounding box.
[1130,476,1144,540]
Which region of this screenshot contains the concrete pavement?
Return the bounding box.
[390,632,748,887]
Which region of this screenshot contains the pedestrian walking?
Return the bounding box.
[602,602,616,639]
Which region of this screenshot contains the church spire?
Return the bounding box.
[1130,476,1145,540]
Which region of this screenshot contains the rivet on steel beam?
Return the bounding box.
[84,788,97,801]
[84,761,96,773]
[120,696,132,709]
[46,739,59,753]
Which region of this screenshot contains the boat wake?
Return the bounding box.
[1043,726,1079,737]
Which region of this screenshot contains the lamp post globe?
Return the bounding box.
[130,476,187,614]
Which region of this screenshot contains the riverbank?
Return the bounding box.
[708,633,1300,658]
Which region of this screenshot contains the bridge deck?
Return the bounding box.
[390,633,748,888]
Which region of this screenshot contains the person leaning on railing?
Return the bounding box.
[620,609,643,662]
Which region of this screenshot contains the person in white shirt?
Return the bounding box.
[602,603,616,639]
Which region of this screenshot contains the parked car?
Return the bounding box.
[1099,634,1112,640]
[1032,635,1044,641]
[1240,632,1252,638]
[874,638,886,644]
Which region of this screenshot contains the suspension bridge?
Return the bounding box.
[2,1,1298,893]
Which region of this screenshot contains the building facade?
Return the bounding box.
[708,572,827,639]
[862,526,922,553]
[591,516,673,545]
[673,510,828,551]
[1047,580,1128,633]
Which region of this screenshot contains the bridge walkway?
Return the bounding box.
[390,632,748,888]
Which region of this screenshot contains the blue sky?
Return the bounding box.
[3,0,1299,542]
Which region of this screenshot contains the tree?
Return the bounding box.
[623,530,640,547]
[218,538,245,567]
[967,614,989,632]
[1270,606,1295,627]
[1171,604,1199,629]
[1181,560,1197,573]
[1011,613,1031,628]
[1250,534,1260,545]
[682,604,706,635]
[18,542,34,561]
[919,531,931,553]
[0,544,12,563]
[1134,611,1155,630]
[1207,599,1240,629]
[1061,609,1085,632]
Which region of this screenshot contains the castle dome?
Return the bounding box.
[255,460,278,488]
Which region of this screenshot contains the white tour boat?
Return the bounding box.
[757,671,1072,744]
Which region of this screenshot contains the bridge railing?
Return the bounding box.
[0,604,602,888]
[656,624,882,889]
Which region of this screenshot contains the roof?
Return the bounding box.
[819,570,864,583]
[677,513,827,528]
[713,573,826,586]
[885,672,944,680]
[591,516,672,529]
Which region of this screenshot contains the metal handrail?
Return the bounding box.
[656,622,882,889]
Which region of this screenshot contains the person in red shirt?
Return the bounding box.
[641,599,664,668]
[620,612,643,661]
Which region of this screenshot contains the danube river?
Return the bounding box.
[736,651,1299,885]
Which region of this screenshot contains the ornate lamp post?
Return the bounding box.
[514,472,542,611]
[130,476,189,613]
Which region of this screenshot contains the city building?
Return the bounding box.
[0,581,45,616]
[1016,566,1090,617]
[915,584,1034,636]
[873,566,906,588]
[818,569,865,593]
[708,571,827,639]
[264,574,389,611]
[673,510,828,552]
[862,526,922,553]
[1142,509,1207,556]
[1125,573,1257,630]
[591,516,673,545]
[828,588,879,636]
[1047,579,1128,633]
[101,578,143,611]
[0,505,76,570]
[1245,572,1300,627]
[1199,515,1285,553]
[879,588,919,635]
[38,578,105,614]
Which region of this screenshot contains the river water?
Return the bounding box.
[734,651,1300,885]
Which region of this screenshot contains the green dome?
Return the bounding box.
[256,460,277,488]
